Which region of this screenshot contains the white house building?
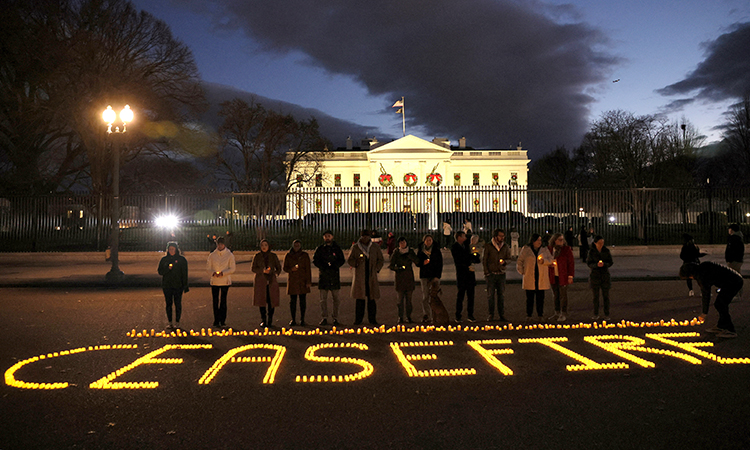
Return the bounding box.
[287,135,530,226]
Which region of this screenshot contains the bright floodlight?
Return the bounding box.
[155,214,179,229]
[120,105,133,124]
[102,106,116,124]
[609,216,616,223]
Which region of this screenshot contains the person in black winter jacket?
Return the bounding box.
[680,233,707,297]
[451,231,480,322]
[157,241,189,329]
[312,230,346,326]
[725,223,745,300]
[680,261,743,338]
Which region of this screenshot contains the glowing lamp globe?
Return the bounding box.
[102,106,116,124]
[120,105,133,124]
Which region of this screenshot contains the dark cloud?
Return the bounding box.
[200,82,376,145]
[191,0,620,155]
[658,22,750,106]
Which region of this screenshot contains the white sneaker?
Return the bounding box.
[688,290,694,297]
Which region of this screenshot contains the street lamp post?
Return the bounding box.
[103,105,133,283]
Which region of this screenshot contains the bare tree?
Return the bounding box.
[0,0,206,195]
[216,98,329,193]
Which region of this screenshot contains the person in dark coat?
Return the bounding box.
[157,241,189,329]
[680,261,743,338]
[586,235,613,320]
[252,239,282,328]
[348,229,385,325]
[451,231,479,322]
[312,230,345,326]
[564,227,576,248]
[680,233,707,297]
[283,239,312,326]
[725,223,745,300]
[416,234,443,323]
[578,226,589,263]
[388,237,419,323]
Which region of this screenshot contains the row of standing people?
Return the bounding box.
[158,225,743,337]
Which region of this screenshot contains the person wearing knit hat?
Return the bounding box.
[313,230,345,326]
[157,241,189,329]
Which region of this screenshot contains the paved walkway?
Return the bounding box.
[0,244,740,287]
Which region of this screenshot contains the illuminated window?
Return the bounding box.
[353,173,361,187]
[315,174,322,187]
[473,173,479,186]
[453,173,461,186]
[334,174,341,187]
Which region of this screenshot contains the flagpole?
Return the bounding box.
[401,96,405,137]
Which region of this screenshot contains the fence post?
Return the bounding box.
[367,182,372,231]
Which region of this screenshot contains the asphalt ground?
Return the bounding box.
[2,277,750,449]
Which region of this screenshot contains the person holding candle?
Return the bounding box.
[158,241,189,329]
[517,233,554,323]
[283,239,312,326]
[388,236,419,323]
[547,233,575,322]
[252,239,282,328]
[348,229,385,325]
[313,230,345,326]
[482,228,512,322]
[586,235,613,321]
[417,234,443,323]
[452,230,479,322]
[206,236,236,328]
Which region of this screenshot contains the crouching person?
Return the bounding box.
[680,261,743,338]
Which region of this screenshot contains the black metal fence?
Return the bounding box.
[1,186,749,252]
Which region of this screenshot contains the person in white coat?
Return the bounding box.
[517,233,553,323]
[206,237,236,328]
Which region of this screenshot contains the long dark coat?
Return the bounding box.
[252,251,282,307]
[586,246,613,289]
[283,249,312,295]
[389,249,419,292]
[313,241,345,290]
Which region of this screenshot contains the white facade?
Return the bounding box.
[288,135,530,219]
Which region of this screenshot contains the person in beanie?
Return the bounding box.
[348,229,384,325]
[157,241,189,329]
[680,261,743,338]
[206,236,235,328]
[313,230,345,326]
[283,239,312,326]
[389,236,419,323]
[586,235,613,321]
[252,239,282,328]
